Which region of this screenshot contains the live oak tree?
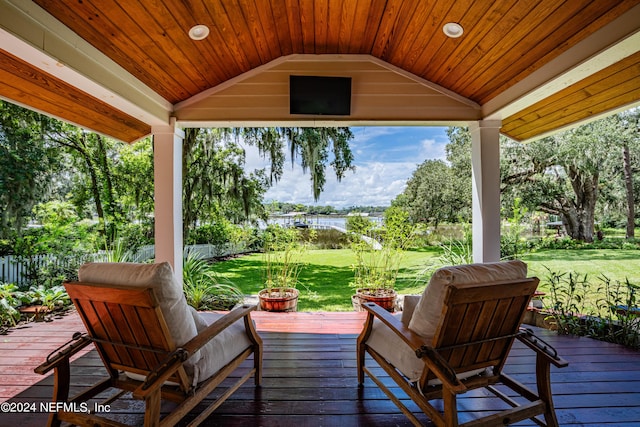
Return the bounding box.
[501,119,621,242]
[394,127,471,227]
[0,101,59,239]
[182,127,355,242]
[600,110,640,239]
[46,123,123,243]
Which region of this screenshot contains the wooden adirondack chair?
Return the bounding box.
[357,260,568,427]
[35,262,262,427]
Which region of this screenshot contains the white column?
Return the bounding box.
[152,118,184,283]
[470,120,502,263]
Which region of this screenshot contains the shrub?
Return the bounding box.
[349,207,416,291]
[18,284,70,312]
[261,225,310,291]
[303,228,349,249]
[532,236,640,251]
[0,283,21,329]
[183,253,244,310]
[543,269,639,349]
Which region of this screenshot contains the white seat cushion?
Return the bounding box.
[366,313,426,382]
[366,261,528,383]
[78,262,254,385]
[192,311,253,385]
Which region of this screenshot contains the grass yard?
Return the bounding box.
[210,248,441,311]
[209,247,640,311]
[523,249,640,287]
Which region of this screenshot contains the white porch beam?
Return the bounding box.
[0,0,171,128]
[470,120,502,263]
[153,120,184,282]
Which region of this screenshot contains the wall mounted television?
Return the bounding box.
[289,75,352,115]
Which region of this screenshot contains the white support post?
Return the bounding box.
[470,120,502,263]
[152,119,184,283]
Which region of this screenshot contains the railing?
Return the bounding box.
[0,242,248,286]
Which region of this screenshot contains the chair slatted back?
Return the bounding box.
[65,282,186,385]
[433,278,538,374]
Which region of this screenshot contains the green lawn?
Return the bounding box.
[523,249,640,284]
[209,247,640,311]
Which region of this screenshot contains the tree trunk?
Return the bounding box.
[95,134,119,243]
[562,166,598,242]
[623,143,635,239]
[181,128,200,243]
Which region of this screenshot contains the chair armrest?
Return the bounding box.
[361,303,466,393]
[362,302,425,351]
[34,332,93,375]
[182,304,257,355]
[136,304,258,396]
[517,328,569,368]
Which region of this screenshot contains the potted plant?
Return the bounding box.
[349,207,416,312]
[258,225,309,312]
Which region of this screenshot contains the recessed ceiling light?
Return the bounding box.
[443,22,463,38]
[189,24,210,41]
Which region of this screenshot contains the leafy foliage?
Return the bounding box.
[500,197,530,260]
[543,269,639,349]
[394,127,471,227]
[261,225,312,292]
[18,284,70,311]
[182,253,244,311]
[349,207,417,290]
[0,101,59,239]
[0,283,22,328]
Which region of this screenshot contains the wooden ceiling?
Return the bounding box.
[1,0,640,142]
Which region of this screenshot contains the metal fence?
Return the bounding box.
[0,242,248,286]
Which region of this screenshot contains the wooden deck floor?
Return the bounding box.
[1,310,639,426]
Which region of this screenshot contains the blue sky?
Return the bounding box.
[243,126,451,209]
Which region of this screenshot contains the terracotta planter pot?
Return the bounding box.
[258,288,299,312]
[352,288,397,312]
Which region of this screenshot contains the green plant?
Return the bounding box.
[183,253,244,310]
[19,284,71,312]
[96,236,136,263]
[261,225,310,295]
[501,197,529,260]
[543,268,639,349]
[349,207,416,291]
[0,283,22,328]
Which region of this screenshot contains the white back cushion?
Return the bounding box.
[408,260,528,341]
[78,262,200,366]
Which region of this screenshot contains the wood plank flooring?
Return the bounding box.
[1,311,639,426]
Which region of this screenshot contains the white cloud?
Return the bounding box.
[260,159,416,208]
[419,138,447,161]
[240,126,451,208]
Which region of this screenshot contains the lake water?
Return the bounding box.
[264,215,383,230]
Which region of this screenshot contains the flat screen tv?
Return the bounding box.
[289,75,352,115]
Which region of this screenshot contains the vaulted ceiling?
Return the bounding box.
[1,0,639,143]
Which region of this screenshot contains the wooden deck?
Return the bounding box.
[1,310,639,426]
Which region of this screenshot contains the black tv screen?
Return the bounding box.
[289,75,352,115]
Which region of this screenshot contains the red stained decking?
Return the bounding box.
[1,310,639,426]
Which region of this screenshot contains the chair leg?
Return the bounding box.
[356,339,366,385]
[442,390,459,427]
[254,346,263,386]
[536,355,560,427]
[356,314,374,385]
[47,358,71,427]
[143,389,161,427]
